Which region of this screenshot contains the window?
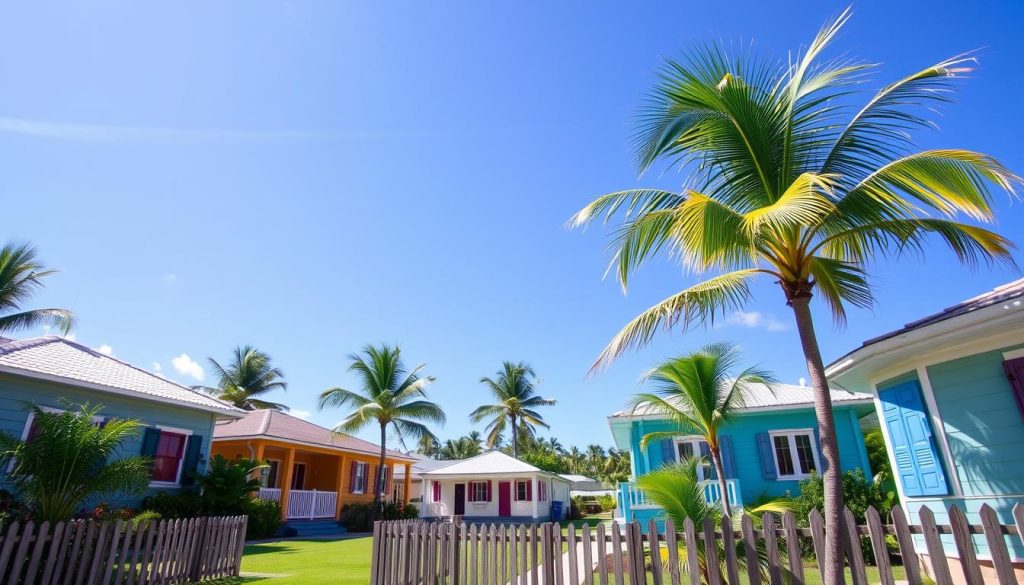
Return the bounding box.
[515,480,530,501]
[351,462,369,494]
[769,430,819,479]
[378,465,390,496]
[261,460,281,488]
[469,481,489,502]
[674,437,714,480]
[538,481,548,502]
[151,431,187,483]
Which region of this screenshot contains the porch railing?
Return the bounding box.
[257,487,282,502]
[619,478,740,511]
[286,489,338,520]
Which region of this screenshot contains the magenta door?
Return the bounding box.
[498,481,511,517]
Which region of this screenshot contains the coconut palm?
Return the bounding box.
[437,436,482,460]
[570,10,1018,581]
[319,344,445,515]
[0,242,74,335]
[416,435,440,457]
[200,345,289,411]
[470,361,555,458]
[632,343,774,515]
[0,404,151,522]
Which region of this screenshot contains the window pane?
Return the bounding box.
[151,432,186,482]
[677,442,694,461]
[795,434,817,474]
[773,435,795,476]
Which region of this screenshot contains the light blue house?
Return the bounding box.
[0,336,243,509]
[826,278,1024,580]
[609,382,875,527]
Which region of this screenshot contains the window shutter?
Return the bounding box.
[755,432,777,480]
[1002,357,1024,421]
[140,428,162,458]
[659,439,675,467]
[719,436,736,479]
[432,481,441,502]
[349,461,358,494]
[180,435,204,486]
[879,380,949,497]
[812,428,827,472]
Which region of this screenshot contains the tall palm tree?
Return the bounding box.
[201,345,289,411]
[437,436,482,460]
[0,242,74,335]
[631,343,774,515]
[319,344,445,515]
[470,361,555,458]
[570,11,1018,582]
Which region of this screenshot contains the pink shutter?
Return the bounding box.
[526,481,532,500]
[1003,357,1024,420]
[432,481,440,502]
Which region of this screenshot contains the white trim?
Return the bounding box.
[1003,348,1024,361]
[672,436,712,481]
[514,479,530,502]
[352,461,368,494]
[915,366,962,497]
[768,429,821,481]
[148,425,194,488]
[608,398,874,421]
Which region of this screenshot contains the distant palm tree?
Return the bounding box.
[438,437,482,460]
[566,447,585,474]
[319,344,445,515]
[416,435,440,458]
[470,362,555,458]
[570,11,1019,581]
[466,430,484,450]
[0,242,74,335]
[201,346,289,411]
[632,343,774,515]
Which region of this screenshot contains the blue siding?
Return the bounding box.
[0,373,219,509]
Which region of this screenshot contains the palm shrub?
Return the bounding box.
[0,404,152,522]
[470,362,555,458]
[193,454,267,514]
[571,10,1019,581]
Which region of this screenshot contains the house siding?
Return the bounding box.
[0,373,218,509]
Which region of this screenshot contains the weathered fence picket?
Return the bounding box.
[371,503,1024,585]
[0,515,246,584]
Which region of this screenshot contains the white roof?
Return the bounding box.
[559,474,597,483]
[609,382,871,418]
[0,337,242,416]
[419,451,559,478]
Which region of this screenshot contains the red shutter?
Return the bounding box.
[526,481,532,500]
[1003,357,1024,420]
[486,480,492,502]
[349,461,358,494]
[432,481,440,502]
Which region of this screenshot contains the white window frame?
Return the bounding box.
[768,429,820,480]
[11,407,104,472]
[353,462,369,494]
[469,481,488,502]
[263,458,282,488]
[291,461,308,490]
[148,425,194,488]
[673,436,713,480]
[514,479,530,502]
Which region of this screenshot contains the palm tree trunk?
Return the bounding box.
[709,447,731,516]
[510,415,518,459]
[789,294,845,585]
[373,422,387,521]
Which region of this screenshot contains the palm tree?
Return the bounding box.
[470,362,555,458]
[438,436,482,460]
[0,404,151,522]
[570,11,1018,582]
[631,343,774,515]
[416,435,440,458]
[566,446,585,474]
[201,346,289,411]
[319,344,445,515]
[0,242,74,335]
[466,430,484,450]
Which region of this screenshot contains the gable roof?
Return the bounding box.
[418,451,558,477]
[0,336,242,416]
[608,382,871,419]
[213,409,415,461]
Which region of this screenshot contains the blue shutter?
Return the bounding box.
[879,380,949,497]
[719,435,737,479]
[140,427,161,457]
[756,432,777,480]
[180,435,204,486]
[659,439,675,468]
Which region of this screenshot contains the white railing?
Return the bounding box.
[257,487,282,502]
[286,489,338,519]
[621,478,740,510]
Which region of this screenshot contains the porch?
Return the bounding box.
[616,478,742,523]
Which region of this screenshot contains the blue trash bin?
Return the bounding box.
[550,501,563,520]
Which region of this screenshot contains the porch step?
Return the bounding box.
[283,519,348,537]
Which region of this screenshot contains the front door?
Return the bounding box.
[454,483,466,516]
[291,462,307,490]
[498,481,511,517]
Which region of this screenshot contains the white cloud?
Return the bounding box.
[172,353,205,382]
[161,273,178,284]
[291,409,311,420]
[723,310,787,332]
[96,344,114,356]
[153,362,162,372]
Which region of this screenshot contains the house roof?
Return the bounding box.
[393,455,463,479]
[213,409,415,461]
[419,451,563,478]
[608,382,872,419]
[0,336,242,416]
[828,277,1024,370]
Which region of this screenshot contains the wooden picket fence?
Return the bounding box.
[0,515,248,585]
[370,503,1024,585]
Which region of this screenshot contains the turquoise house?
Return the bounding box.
[0,336,243,509]
[609,382,875,527]
[827,278,1024,581]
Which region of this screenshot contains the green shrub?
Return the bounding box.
[340,502,418,531]
[794,469,895,563]
[131,510,162,527]
[596,494,616,512]
[141,490,206,518]
[570,496,587,520]
[193,455,265,515]
[243,499,282,540]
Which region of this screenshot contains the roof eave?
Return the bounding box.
[211,433,416,461]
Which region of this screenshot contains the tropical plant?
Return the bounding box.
[416,434,440,457]
[632,343,773,515]
[470,362,555,458]
[193,454,267,513]
[200,345,289,411]
[638,458,792,582]
[319,344,445,516]
[437,436,482,459]
[570,10,1019,581]
[0,404,151,522]
[0,242,74,335]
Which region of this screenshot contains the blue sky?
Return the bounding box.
[3,1,1022,450]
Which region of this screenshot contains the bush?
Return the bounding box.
[193,455,265,515]
[141,490,206,518]
[131,510,162,527]
[80,502,135,521]
[596,494,616,512]
[0,490,30,524]
[570,496,587,520]
[340,501,418,531]
[794,469,895,563]
[243,499,282,540]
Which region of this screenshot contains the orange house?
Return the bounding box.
[211,409,416,521]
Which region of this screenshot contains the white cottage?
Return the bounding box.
[419,451,571,522]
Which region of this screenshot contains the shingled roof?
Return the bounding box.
[608,382,871,418]
[213,409,415,461]
[0,336,241,415]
